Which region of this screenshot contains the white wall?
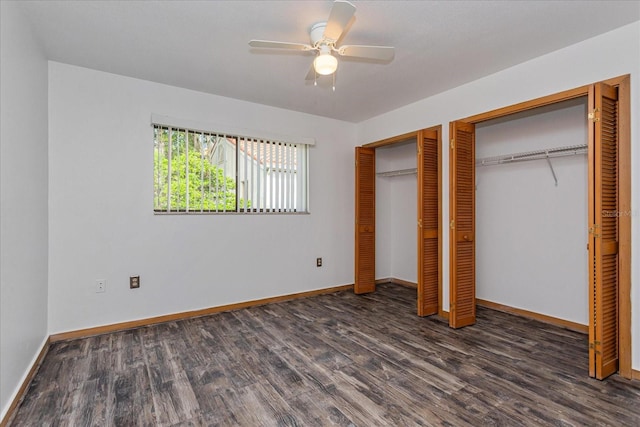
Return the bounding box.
[0,1,49,419]
[475,99,588,324]
[375,149,392,279]
[48,62,356,334]
[375,142,417,283]
[357,22,640,368]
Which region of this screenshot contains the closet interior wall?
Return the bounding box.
[376,141,417,284]
[475,98,589,325]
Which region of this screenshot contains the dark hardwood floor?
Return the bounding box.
[8,283,640,426]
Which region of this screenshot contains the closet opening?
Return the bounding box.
[475,97,590,333]
[375,139,418,290]
[355,126,442,316]
[449,75,631,380]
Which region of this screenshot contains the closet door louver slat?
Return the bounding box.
[355,147,376,294]
[588,82,619,380]
[418,130,440,316]
[449,122,476,328]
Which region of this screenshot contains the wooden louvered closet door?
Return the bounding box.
[355,147,376,294]
[449,121,476,328]
[418,130,440,316]
[588,82,619,379]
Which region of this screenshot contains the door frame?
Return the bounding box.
[358,125,444,316]
[450,75,631,378]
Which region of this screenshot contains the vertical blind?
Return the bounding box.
[153,125,308,213]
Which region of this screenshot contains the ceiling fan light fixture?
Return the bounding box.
[313,52,338,75]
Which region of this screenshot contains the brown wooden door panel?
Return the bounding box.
[417,129,440,316]
[588,82,619,380]
[449,121,476,328]
[355,147,376,294]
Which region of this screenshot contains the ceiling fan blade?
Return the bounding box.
[323,0,356,42]
[249,40,313,51]
[337,45,395,61]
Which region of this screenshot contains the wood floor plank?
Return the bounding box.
[7,283,640,426]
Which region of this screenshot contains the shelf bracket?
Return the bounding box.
[545,152,558,187]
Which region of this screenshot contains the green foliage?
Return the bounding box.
[153,128,249,211]
[154,151,237,211]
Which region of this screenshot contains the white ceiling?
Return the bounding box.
[17,1,640,123]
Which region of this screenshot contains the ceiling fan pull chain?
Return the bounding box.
[332,72,336,92]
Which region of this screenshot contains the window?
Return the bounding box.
[153,125,309,213]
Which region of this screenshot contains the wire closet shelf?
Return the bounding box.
[475,143,588,186]
[376,168,417,177]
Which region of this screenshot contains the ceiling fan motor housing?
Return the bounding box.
[310,22,330,47]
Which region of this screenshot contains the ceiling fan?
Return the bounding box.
[248,0,394,86]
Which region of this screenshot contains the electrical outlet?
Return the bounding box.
[96,279,106,293]
[316,257,322,267]
[130,276,140,289]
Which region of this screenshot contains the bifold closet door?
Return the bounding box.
[355,147,376,294]
[449,121,476,328]
[417,130,440,316]
[588,82,619,380]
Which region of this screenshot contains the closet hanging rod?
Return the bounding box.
[376,168,417,177]
[476,143,587,167]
